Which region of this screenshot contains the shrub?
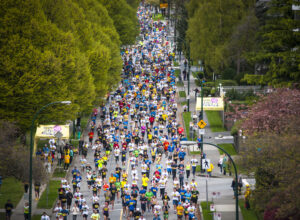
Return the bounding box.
[226,89,256,101]
[222,67,236,80]
[218,79,238,86]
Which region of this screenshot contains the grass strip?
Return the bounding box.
[179,91,186,98]
[182,112,191,140]
[200,201,214,220]
[0,177,23,207]
[205,111,226,132]
[180,101,187,106]
[176,81,184,87]
[218,144,237,156]
[175,69,181,78]
[190,151,201,155]
[239,199,259,220]
[152,13,164,21]
[32,215,42,220]
[52,168,66,178]
[37,180,61,209]
[174,61,180,67]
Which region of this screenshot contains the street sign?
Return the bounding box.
[213,213,222,220]
[54,131,63,139]
[197,120,207,129]
[212,192,217,199]
[199,129,205,135]
[202,159,210,170]
[160,3,168,8]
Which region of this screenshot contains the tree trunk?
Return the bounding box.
[236,51,241,76]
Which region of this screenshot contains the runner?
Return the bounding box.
[48,3,202,220]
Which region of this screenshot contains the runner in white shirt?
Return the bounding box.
[172,188,180,211]
[81,202,89,220]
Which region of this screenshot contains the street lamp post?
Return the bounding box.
[200,79,204,171]
[28,101,71,219]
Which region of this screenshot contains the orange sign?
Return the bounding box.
[197,120,207,129]
[160,3,168,8]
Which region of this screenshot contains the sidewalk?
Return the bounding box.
[176,56,244,220]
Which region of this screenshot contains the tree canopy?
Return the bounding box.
[0,0,139,131]
[236,88,300,218]
[184,0,300,86]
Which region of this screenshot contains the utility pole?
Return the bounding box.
[187,42,191,112]
[200,79,204,171]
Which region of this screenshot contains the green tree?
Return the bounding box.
[244,0,300,87]
[186,0,247,74]
[99,0,139,45]
[126,0,140,9]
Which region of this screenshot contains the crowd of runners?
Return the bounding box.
[51,4,200,220]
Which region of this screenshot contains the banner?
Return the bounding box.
[196,97,224,111]
[35,125,70,139]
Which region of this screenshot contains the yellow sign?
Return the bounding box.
[196,97,224,111]
[35,125,70,139]
[197,120,207,129]
[160,3,168,8]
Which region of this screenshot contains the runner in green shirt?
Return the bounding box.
[145,190,154,211]
[134,149,139,158]
[115,181,121,200]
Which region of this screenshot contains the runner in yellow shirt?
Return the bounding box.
[142,174,149,190]
[177,202,184,219]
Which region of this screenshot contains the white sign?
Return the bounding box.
[199,129,205,135]
[202,159,210,170]
[212,192,217,199]
[210,204,215,212]
[213,213,221,220]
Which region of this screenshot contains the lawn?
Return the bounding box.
[52,168,66,178]
[218,144,237,156]
[0,177,23,208]
[239,199,259,220]
[152,13,164,21]
[205,111,226,132]
[179,91,186,98]
[37,180,60,209]
[200,201,214,220]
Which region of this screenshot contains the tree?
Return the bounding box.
[240,89,300,135]
[237,88,300,218]
[186,0,248,75]
[126,0,140,9]
[228,9,259,76]
[99,0,139,45]
[238,132,300,219]
[0,121,47,183]
[243,0,300,86]
[0,0,128,131]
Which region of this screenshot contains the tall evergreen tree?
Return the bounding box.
[244,0,300,86]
